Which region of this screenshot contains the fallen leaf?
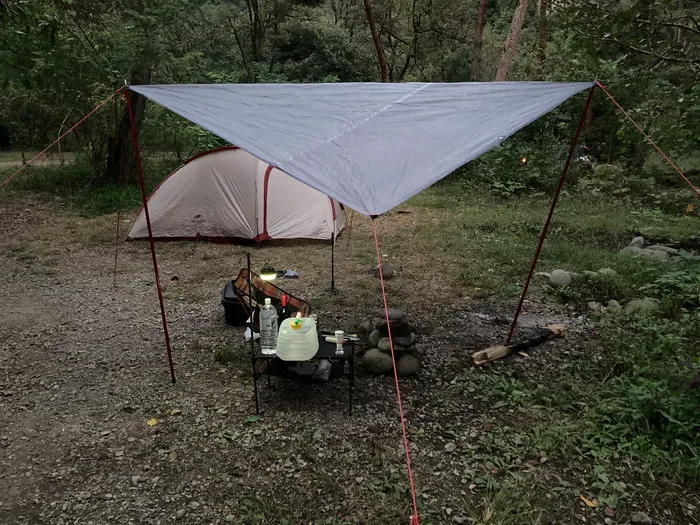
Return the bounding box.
[169,409,182,416]
[687,204,695,213]
[605,507,616,517]
[580,495,598,508]
[147,418,158,427]
[245,415,260,424]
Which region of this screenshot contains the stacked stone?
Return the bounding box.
[358,308,423,377]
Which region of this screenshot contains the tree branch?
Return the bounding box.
[227,15,251,79]
[611,37,699,64]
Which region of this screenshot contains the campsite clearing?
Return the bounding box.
[0,183,698,524]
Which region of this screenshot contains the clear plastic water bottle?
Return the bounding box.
[259,298,278,355]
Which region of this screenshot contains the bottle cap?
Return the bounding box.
[264,298,271,305]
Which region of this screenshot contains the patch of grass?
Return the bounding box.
[400,182,699,299]
[457,290,700,486]
[1,154,179,216]
[214,345,236,365]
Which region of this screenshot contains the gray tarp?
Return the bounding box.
[131,82,593,216]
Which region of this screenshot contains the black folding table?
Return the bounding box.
[251,335,356,416]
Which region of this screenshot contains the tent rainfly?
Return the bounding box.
[128,146,345,242]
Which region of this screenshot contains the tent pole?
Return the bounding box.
[331,233,335,292]
[506,85,596,344]
[113,210,120,288]
[124,90,177,384]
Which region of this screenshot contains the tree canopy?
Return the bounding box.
[1,0,697,188]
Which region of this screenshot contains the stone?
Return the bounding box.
[367,330,380,347]
[631,511,652,525]
[621,246,670,261]
[597,267,617,276]
[388,318,411,336]
[648,244,678,254]
[587,301,602,312]
[394,332,416,347]
[373,263,394,279]
[175,509,187,519]
[649,249,670,261]
[372,308,405,320]
[444,442,456,453]
[620,246,646,256]
[412,344,425,356]
[131,475,141,484]
[629,236,645,248]
[534,271,551,279]
[396,354,421,377]
[624,298,660,315]
[358,319,372,334]
[188,501,200,510]
[606,300,622,313]
[549,270,571,287]
[378,338,391,351]
[363,349,393,375]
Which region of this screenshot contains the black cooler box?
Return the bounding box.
[221,281,248,326]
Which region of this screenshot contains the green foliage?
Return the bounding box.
[1,153,176,215]
[460,293,700,483]
[639,269,700,313]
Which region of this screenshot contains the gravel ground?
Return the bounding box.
[1,196,694,525]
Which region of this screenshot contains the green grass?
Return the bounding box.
[388,181,699,299]
[0,154,179,215]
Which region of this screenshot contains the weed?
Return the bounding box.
[214,345,236,365]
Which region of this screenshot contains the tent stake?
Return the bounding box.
[506,85,596,344]
[124,90,177,384]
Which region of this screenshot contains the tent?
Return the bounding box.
[128,146,345,242]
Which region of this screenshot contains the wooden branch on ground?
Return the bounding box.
[471,324,567,366]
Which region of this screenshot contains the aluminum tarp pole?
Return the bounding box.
[124,90,176,383]
[506,85,597,344]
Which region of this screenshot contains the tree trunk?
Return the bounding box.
[362,0,388,82]
[102,64,151,185]
[470,0,488,81]
[537,0,548,72]
[495,0,529,81]
[246,0,262,63]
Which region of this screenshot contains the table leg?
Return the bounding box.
[253,360,260,415]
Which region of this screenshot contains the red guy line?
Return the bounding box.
[595,81,699,197]
[0,86,126,189]
[371,220,420,525]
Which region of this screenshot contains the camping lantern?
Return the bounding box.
[260,264,276,281]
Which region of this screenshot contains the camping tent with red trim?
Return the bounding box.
[128,146,345,242]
